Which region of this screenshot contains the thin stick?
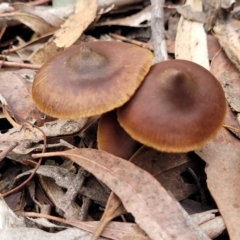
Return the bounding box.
[150,0,168,63]
[3,31,54,54]
[28,0,51,6]
[0,60,41,69]
[109,33,153,50]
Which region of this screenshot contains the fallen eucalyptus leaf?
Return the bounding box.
[33,148,210,240]
[196,127,240,239]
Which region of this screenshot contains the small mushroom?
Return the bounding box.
[32,41,153,119]
[97,110,141,159]
[117,60,227,153]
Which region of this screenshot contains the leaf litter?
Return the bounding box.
[0,0,239,239]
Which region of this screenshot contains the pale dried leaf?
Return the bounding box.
[97,5,151,27]
[33,149,210,240]
[195,128,240,240]
[175,0,209,69]
[54,0,97,48]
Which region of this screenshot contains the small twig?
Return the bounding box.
[57,168,88,216]
[2,31,54,54]
[22,212,70,225]
[109,33,153,50]
[80,196,91,221]
[150,0,168,63]
[0,142,18,162]
[0,60,41,69]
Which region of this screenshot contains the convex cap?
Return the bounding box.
[32,41,153,119]
[117,60,227,153]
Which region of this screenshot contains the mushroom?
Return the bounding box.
[117,59,227,153]
[32,41,153,119]
[97,110,141,159]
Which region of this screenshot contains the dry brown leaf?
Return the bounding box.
[175,0,209,69]
[210,48,240,112]
[54,0,97,48]
[12,3,64,28]
[0,71,43,125]
[214,17,240,71]
[33,148,210,240]
[92,146,199,239]
[2,11,56,35]
[195,127,240,240]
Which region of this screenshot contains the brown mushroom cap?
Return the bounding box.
[97,110,141,159]
[32,41,153,119]
[117,59,227,153]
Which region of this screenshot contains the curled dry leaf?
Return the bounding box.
[195,127,240,240]
[33,148,210,240]
[1,11,56,35]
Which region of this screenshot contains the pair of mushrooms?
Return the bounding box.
[32,41,226,155]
